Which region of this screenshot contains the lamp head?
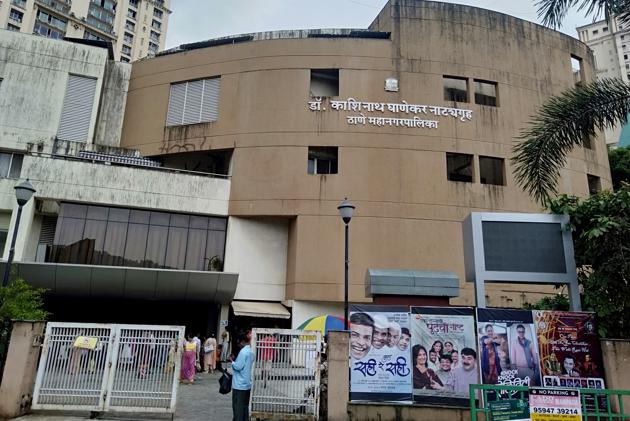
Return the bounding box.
[15,179,36,207]
[337,198,355,225]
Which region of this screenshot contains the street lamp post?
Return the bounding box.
[337,198,355,330]
[2,180,36,287]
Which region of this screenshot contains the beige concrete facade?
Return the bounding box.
[120,1,612,309]
[0,0,170,62]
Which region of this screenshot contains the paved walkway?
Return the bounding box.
[14,371,232,421]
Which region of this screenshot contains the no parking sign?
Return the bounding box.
[529,388,581,421]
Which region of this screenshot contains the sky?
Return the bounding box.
[165,0,599,49]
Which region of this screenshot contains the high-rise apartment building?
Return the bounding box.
[0,0,171,62]
[577,18,630,147]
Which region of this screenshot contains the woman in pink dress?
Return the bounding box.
[180,333,197,384]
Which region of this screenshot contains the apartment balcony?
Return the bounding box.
[35,0,71,15]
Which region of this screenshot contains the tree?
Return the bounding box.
[0,279,48,320]
[513,0,630,203]
[609,145,630,189]
[547,187,630,338]
[523,293,570,311]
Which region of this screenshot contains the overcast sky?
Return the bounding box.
[165,0,598,49]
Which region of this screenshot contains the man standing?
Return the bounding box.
[231,333,254,421]
[452,348,479,395]
[509,324,538,384]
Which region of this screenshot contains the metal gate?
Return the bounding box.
[32,322,184,414]
[250,328,322,420]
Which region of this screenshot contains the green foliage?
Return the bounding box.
[0,278,48,320]
[523,293,570,311]
[536,0,630,29]
[547,187,630,338]
[513,78,630,204]
[609,146,630,190]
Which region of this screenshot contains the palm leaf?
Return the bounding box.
[536,0,614,28]
[512,78,630,204]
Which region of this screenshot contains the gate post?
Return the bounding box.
[0,320,45,419]
[327,330,349,421]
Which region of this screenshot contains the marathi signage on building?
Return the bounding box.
[307,97,473,129]
[349,305,412,402]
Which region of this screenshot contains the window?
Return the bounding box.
[443,76,468,102]
[11,0,26,9]
[152,19,161,30]
[593,29,599,35]
[125,20,135,31]
[446,153,473,183]
[148,41,159,52]
[83,31,105,41]
[34,22,65,39]
[0,152,23,179]
[587,174,601,195]
[49,203,227,270]
[9,9,23,23]
[624,44,627,50]
[127,8,136,19]
[622,35,626,40]
[474,79,498,106]
[37,10,67,30]
[308,147,338,175]
[0,230,7,257]
[166,78,221,126]
[150,30,160,41]
[310,69,339,97]
[121,57,130,63]
[603,27,608,32]
[153,8,163,18]
[123,32,133,43]
[121,45,131,55]
[129,0,138,7]
[583,134,594,149]
[625,54,629,60]
[57,75,98,142]
[571,55,584,85]
[479,156,505,186]
[7,24,20,31]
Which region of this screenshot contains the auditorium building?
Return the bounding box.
[0,0,611,333]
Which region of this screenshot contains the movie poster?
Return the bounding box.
[349,305,412,402]
[476,308,542,399]
[534,311,606,391]
[410,307,478,406]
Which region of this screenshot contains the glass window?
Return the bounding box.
[308,147,338,175]
[83,219,107,264]
[0,154,11,178]
[444,76,468,102]
[108,207,130,222]
[150,211,170,226]
[130,209,150,224]
[54,217,86,246]
[0,152,23,178]
[87,205,108,220]
[474,80,498,107]
[310,69,339,97]
[205,230,226,270]
[170,214,189,228]
[101,221,128,266]
[124,223,149,266]
[144,225,168,267]
[184,228,207,270]
[209,217,227,231]
[587,174,601,195]
[446,153,473,183]
[190,216,209,229]
[9,9,24,23]
[60,203,88,218]
[164,227,188,269]
[479,156,505,186]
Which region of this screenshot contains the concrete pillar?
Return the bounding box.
[0,320,46,419]
[3,199,36,261]
[601,339,630,412]
[327,330,349,421]
[216,304,229,342]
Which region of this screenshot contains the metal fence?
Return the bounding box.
[32,322,184,415]
[470,384,630,420]
[250,328,322,421]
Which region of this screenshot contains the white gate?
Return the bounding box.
[250,328,322,420]
[32,322,185,414]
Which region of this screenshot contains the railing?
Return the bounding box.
[470,384,630,420]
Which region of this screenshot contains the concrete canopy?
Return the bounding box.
[365,268,459,297]
[2,261,238,304]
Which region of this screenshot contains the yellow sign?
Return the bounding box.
[530,388,581,421]
[73,336,98,350]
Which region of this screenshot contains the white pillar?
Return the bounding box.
[3,199,35,261]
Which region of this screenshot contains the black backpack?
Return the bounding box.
[218,368,232,394]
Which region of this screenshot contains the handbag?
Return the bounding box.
[204,345,215,353]
[218,368,232,394]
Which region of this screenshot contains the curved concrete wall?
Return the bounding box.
[120,1,611,306]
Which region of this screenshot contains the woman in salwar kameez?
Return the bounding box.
[180,333,197,384]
